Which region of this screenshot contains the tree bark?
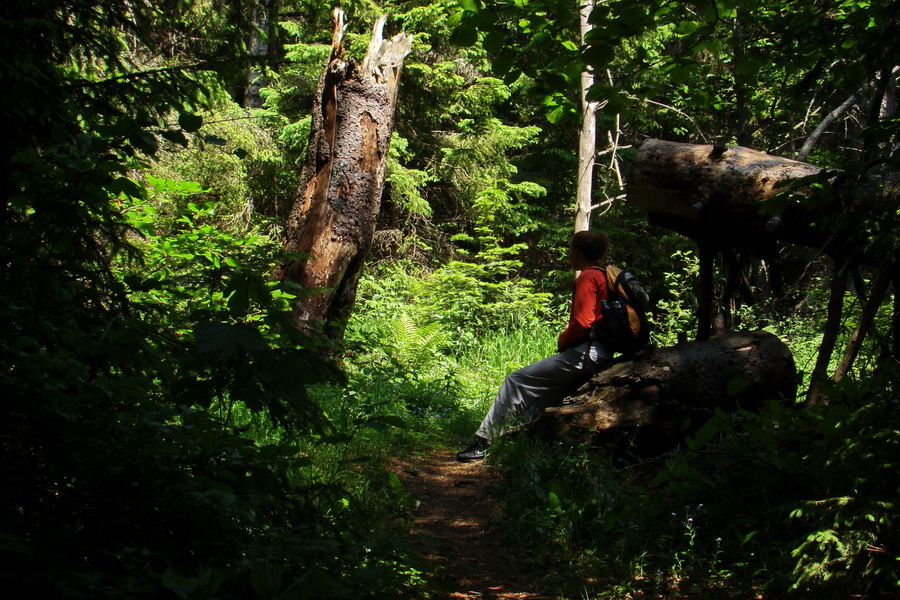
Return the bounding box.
[733,8,752,147]
[278,10,412,340]
[574,0,597,233]
[805,262,849,406]
[244,0,277,109]
[697,239,714,341]
[626,139,826,255]
[833,265,894,383]
[894,264,900,360]
[525,330,796,452]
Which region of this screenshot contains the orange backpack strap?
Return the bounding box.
[605,264,642,336]
[604,264,622,294]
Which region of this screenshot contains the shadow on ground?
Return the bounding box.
[393,451,554,600]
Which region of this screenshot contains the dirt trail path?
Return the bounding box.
[394,451,554,600]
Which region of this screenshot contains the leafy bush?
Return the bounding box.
[344,259,564,441]
[343,262,486,442]
[487,360,900,599]
[149,104,299,229]
[1,137,427,597]
[787,368,900,596]
[415,256,554,337]
[650,249,699,345]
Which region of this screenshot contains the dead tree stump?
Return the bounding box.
[278,10,413,340]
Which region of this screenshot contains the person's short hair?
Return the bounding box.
[570,230,610,262]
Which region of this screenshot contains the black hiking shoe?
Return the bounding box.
[456,437,489,462]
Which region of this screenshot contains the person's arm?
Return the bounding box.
[556,269,606,351]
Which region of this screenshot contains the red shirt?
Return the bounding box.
[557,267,608,351]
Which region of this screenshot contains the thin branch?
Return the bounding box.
[590,193,624,216]
[797,66,900,161]
[805,261,849,406]
[833,265,894,383]
[607,112,623,188]
[627,95,710,143]
[64,61,213,89]
[797,82,872,161]
[596,144,632,157]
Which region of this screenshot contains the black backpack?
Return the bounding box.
[591,265,651,355]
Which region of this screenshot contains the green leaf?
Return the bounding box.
[585,83,608,102]
[502,68,522,85]
[450,23,479,47]
[231,380,266,412]
[225,272,269,317]
[130,132,159,155]
[667,64,694,84]
[727,374,754,396]
[492,51,515,76]
[106,177,146,200]
[178,112,203,132]
[203,134,227,146]
[548,491,561,509]
[389,472,404,495]
[194,323,267,359]
[545,104,567,124]
[582,42,615,67]
[483,30,506,54]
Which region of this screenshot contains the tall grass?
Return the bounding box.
[452,318,559,435]
[332,262,565,449]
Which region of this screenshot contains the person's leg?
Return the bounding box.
[475,341,610,442]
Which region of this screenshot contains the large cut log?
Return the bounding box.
[529,330,796,453]
[278,10,413,339]
[626,139,827,255]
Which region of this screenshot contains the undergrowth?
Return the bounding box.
[484,371,900,599]
[339,262,561,447]
[329,258,900,600]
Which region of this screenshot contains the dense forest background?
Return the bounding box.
[1,0,898,598]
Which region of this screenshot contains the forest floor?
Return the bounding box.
[394,449,556,600]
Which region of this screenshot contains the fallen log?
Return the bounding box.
[529,330,796,454]
[626,138,827,255]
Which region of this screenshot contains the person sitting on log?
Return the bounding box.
[456,230,615,462]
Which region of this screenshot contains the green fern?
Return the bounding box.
[387,313,452,371]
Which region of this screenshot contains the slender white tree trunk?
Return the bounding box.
[245,0,272,109]
[574,0,597,233]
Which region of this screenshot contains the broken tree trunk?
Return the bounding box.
[627,139,833,341]
[527,330,796,453]
[627,138,826,256]
[278,9,412,339]
[628,138,899,260]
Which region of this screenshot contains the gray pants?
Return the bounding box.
[476,340,611,441]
